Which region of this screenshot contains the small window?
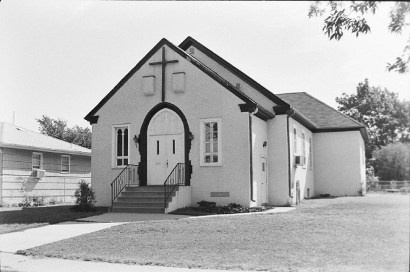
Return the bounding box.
[200,118,222,166]
[293,127,297,154]
[113,125,130,168]
[61,155,70,173]
[32,152,43,170]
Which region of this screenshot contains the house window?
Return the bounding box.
[113,125,129,167]
[293,127,297,154]
[32,152,43,170]
[302,132,306,167]
[61,155,70,173]
[309,137,313,169]
[200,118,222,166]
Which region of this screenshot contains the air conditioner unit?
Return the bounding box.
[33,169,46,178]
[294,155,303,166]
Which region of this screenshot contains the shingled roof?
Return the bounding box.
[0,122,91,155]
[276,92,368,141]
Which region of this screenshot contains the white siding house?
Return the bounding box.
[0,122,91,204]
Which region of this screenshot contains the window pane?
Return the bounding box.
[213,155,218,162]
[213,132,218,140]
[213,142,218,152]
[205,155,211,163]
[117,159,122,166]
[205,123,210,133]
[124,129,128,156]
[205,143,210,153]
[117,129,122,156]
[206,132,211,142]
[124,159,128,165]
[32,154,41,169]
[213,122,218,132]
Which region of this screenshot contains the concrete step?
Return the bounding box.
[113,202,166,208]
[116,196,170,203]
[111,207,165,213]
[124,185,179,192]
[119,191,176,197]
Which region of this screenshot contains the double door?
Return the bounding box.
[148,133,183,185]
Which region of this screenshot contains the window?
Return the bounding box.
[309,137,313,169]
[200,118,222,166]
[302,132,306,167]
[293,127,297,154]
[61,155,70,173]
[113,125,129,167]
[32,152,43,170]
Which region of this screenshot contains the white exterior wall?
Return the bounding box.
[187,46,277,111]
[251,115,268,207]
[313,131,365,196]
[92,44,251,207]
[267,116,314,206]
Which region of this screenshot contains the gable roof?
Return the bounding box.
[0,122,91,155]
[276,92,369,141]
[85,38,275,124]
[179,36,289,107]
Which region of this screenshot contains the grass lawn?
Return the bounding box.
[18,194,408,271]
[0,205,108,234]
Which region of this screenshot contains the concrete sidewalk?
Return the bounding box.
[0,207,295,272]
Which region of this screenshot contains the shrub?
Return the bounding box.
[70,180,96,212]
[372,143,410,181]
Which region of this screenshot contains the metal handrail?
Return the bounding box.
[111,164,138,207]
[164,163,185,208]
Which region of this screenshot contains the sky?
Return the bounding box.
[1,1,409,132]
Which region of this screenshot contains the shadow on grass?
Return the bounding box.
[0,205,108,225]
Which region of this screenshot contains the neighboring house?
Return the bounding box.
[85,36,368,213]
[0,122,91,204]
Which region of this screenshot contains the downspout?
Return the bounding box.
[249,107,258,202]
[286,109,296,198]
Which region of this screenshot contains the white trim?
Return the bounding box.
[61,155,70,173]
[200,118,222,167]
[32,152,43,170]
[112,124,131,169]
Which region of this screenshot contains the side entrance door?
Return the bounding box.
[147,109,184,185]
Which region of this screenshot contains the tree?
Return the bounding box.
[372,142,410,181]
[36,115,92,149]
[308,1,410,73]
[336,79,410,157]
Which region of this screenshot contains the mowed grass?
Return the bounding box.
[0,205,107,234]
[19,194,408,272]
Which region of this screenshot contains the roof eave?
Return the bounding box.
[0,143,91,156]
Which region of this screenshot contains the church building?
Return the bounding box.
[85,36,368,213]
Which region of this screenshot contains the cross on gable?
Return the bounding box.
[149,47,179,102]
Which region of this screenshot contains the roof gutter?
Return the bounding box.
[0,143,91,156]
[286,108,296,199]
[249,107,258,203]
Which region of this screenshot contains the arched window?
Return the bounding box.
[114,126,129,167]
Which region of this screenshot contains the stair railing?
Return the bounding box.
[164,163,185,209]
[111,164,138,207]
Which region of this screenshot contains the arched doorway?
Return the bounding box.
[147,109,184,185]
[139,102,191,186]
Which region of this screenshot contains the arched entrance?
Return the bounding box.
[147,109,184,185]
[139,102,191,186]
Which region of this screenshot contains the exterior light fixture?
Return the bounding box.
[133,135,138,148]
[263,141,267,148]
[188,132,194,140]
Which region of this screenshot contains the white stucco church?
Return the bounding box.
[85,36,368,213]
